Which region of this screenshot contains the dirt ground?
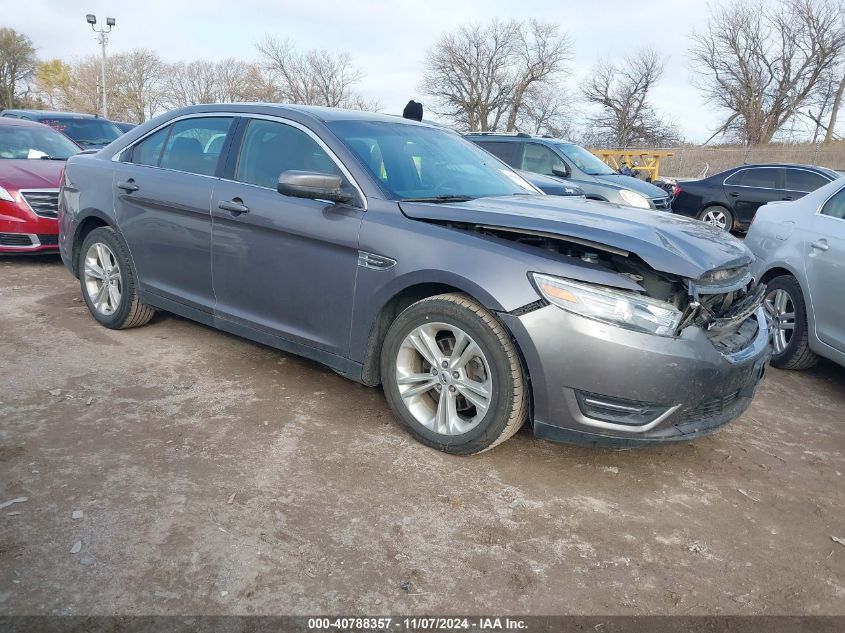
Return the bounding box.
[1,255,844,616]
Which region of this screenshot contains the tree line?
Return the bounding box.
[1,0,844,147]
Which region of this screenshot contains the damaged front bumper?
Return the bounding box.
[499,304,771,447]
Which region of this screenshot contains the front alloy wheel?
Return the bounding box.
[395,322,492,436]
[381,293,528,455]
[84,242,122,315]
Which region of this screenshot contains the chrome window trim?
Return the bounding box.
[111,111,366,210]
[723,165,834,192]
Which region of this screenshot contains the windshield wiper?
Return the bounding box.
[400,195,476,203]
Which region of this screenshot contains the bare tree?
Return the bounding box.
[110,49,165,123]
[581,49,679,147]
[61,57,102,115]
[421,19,572,132]
[690,0,845,145]
[823,74,845,143]
[0,28,37,109]
[255,37,375,109]
[517,82,573,138]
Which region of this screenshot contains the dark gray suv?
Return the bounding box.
[58,104,770,454]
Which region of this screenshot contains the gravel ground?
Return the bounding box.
[1,255,844,616]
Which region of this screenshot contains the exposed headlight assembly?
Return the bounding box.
[619,189,651,209]
[531,273,682,337]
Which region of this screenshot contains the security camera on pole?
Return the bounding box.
[86,14,116,119]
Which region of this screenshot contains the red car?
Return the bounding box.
[0,118,81,253]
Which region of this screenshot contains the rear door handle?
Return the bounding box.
[116,179,139,192]
[781,196,794,201]
[810,239,829,251]
[218,199,250,215]
[728,191,739,197]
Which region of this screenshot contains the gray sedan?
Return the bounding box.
[747,176,845,369]
[58,104,769,453]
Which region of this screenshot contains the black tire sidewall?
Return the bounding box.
[78,228,136,329]
[381,298,516,452]
[767,276,809,366]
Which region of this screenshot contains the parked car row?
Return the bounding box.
[3,104,842,455]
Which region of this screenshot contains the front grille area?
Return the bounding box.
[21,190,60,218]
[678,390,741,422]
[0,233,35,247]
[652,196,671,210]
[37,234,59,246]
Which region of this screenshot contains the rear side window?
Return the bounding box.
[784,169,828,192]
[821,187,845,220]
[521,143,561,176]
[731,168,777,188]
[475,141,521,167]
[159,117,233,176]
[234,119,340,189]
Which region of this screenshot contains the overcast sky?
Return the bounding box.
[11,0,744,142]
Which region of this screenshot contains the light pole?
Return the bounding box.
[86,14,115,119]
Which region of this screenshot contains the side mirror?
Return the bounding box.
[552,163,569,178]
[277,170,353,204]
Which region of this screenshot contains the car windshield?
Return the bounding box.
[39,117,122,147]
[0,124,81,160]
[555,143,616,176]
[326,120,537,200]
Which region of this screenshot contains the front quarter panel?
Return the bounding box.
[348,199,645,364]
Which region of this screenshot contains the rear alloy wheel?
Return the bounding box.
[763,275,818,370]
[699,206,734,231]
[78,227,155,330]
[381,293,528,455]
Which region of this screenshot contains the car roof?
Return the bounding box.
[1,109,99,119]
[0,117,59,129]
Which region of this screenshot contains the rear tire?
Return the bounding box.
[78,227,155,330]
[380,293,528,455]
[763,275,818,370]
[698,205,734,231]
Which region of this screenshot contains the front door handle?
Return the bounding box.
[218,199,250,216]
[117,179,139,192]
[728,191,739,197]
[781,196,794,201]
[810,239,829,252]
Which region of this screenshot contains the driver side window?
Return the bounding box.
[235,119,341,190]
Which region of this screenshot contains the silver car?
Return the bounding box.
[747,175,845,369]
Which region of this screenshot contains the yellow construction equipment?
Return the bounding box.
[589,149,675,181]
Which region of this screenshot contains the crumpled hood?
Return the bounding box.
[399,195,753,280]
[0,159,65,190]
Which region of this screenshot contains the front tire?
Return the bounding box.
[763,275,818,370]
[380,293,528,455]
[699,205,734,231]
[78,227,155,330]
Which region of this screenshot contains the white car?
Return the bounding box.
[747,175,845,369]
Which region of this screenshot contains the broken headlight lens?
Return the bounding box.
[531,273,682,337]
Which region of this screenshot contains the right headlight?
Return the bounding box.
[0,186,15,202]
[619,189,651,209]
[531,273,682,337]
